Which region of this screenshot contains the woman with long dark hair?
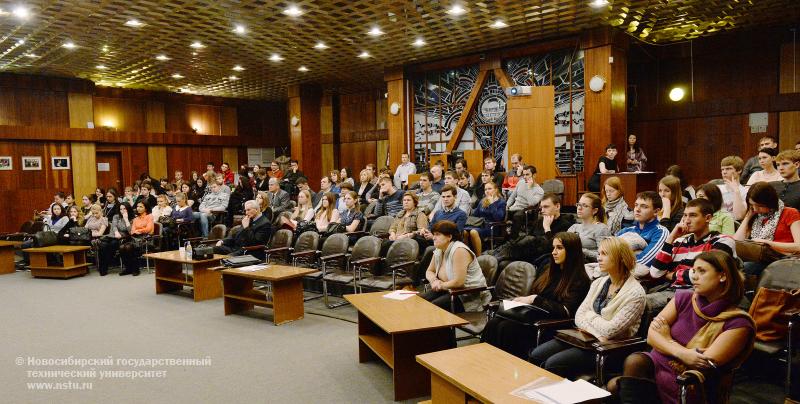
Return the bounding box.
[626,134,647,172]
[102,188,119,219]
[734,182,800,276]
[97,202,133,276]
[481,232,591,358]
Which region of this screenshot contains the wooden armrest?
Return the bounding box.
[320,252,347,262]
[592,337,647,353]
[389,260,417,271]
[345,231,367,237]
[241,245,266,252]
[374,232,390,239]
[184,236,204,243]
[265,246,291,254]
[534,318,575,330]
[210,210,226,214]
[351,256,382,266]
[448,285,492,297]
[291,250,318,258]
[677,371,702,386]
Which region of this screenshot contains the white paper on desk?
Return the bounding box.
[382,290,417,300]
[236,264,270,272]
[503,299,532,311]
[535,379,611,404]
[510,377,561,403]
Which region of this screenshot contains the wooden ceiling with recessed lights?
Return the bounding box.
[0,0,797,100]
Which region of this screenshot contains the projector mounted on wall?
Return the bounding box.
[504,86,532,96]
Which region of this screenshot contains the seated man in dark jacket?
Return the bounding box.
[214,200,272,260]
[494,193,575,269]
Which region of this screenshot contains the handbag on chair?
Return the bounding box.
[748,287,800,342]
[736,240,783,264]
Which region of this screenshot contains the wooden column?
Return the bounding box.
[67,93,96,198]
[288,84,323,186]
[386,68,410,170]
[321,94,335,176]
[507,87,557,181]
[583,30,628,189]
[780,42,800,150]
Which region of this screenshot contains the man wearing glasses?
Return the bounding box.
[770,149,800,210]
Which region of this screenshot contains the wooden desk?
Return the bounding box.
[0,241,20,274]
[23,245,90,279]
[416,343,563,404]
[144,251,228,302]
[600,172,658,207]
[345,292,468,401]
[222,265,317,325]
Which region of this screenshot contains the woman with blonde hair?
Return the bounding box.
[529,236,646,379]
[281,190,315,230]
[151,194,173,222]
[603,176,633,234]
[658,175,685,231]
[85,204,108,237]
[255,191,270,213]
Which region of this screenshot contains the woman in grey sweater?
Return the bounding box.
[568,193,611,261]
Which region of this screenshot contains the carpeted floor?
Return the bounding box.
[0,268,416,404]
[1,266,788,404]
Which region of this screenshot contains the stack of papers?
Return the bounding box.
[236,264,270,272]
[382,290,418,301]
[511,377,610,403]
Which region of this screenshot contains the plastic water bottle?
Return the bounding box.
[185,241,192,260]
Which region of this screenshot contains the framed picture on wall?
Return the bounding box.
[52,156,71,170]
[0,156,11,170]
[22,156,42,171]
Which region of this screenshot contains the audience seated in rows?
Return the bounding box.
[603,176,634,234]
[695,183,735,235]
[213,200,272,260]
[616,191,669,268]
[567,193,611,262]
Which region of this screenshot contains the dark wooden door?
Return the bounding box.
[96,152,123,191]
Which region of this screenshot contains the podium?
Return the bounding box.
[600,172,658,208]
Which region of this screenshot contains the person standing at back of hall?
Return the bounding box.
[625,134,647,172]
[588,144,618,192]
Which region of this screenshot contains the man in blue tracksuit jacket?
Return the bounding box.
[616,191,669,266]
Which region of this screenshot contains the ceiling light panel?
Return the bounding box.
[0,0,794,100]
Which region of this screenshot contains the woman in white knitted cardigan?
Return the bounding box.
[529,237,646,379]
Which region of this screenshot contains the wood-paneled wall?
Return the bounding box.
[629,27,797,187]
[0,141,74,233]
[338,90,388,173]
[0,88,69,127]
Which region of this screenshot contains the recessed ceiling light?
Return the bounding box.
[62,41,76,49]
[228,75,239,80]
[125,19,144,27]
[314,42,328,50]
[283,5,303,17]
[367,26,384,36]
[131,69,140,74]
[590,0,609,7]
[490,20,508,29]
[15,39,25,45]
[233,24,246,34]
[155,54,170,61]
[190,41,205,49]
[298,66,309,72]
[411,38,426,47]
[269,53,284,62]
[96,65,107,70]
[12,5,29,19]
[447,4,467,15]
[24,53,38,58]
[192,52,198,56]
[232,65,244,71]
[171,73,184,79]
[358,51,371,59]
[101,45,109,53]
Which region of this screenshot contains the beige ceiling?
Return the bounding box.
[0,0,797,100]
